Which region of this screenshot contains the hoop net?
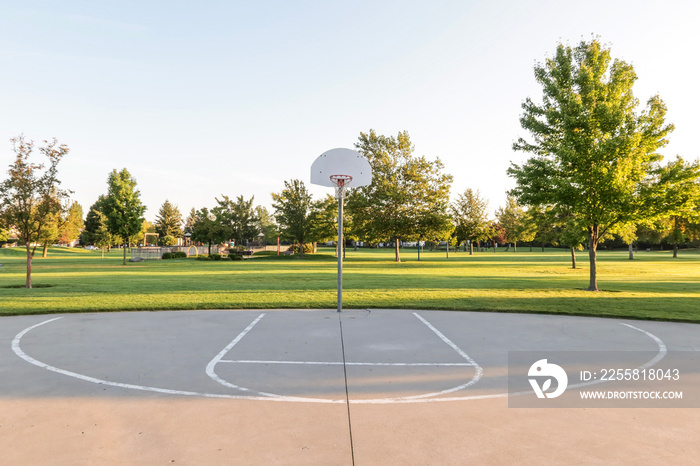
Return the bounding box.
[330,174,352,199]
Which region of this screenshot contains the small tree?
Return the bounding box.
[138,220,156,246]
[93,210,113,258]
[559,218,588,269]
[655,156,700,258]
[191,207,228,255]
[39,200,84,256]
[0,136,70,288]
[184,208,197,236]
[80,195,109,246]
[530,207,559,252]
[495,195,536,252]
[58,201,84,245]
[214,195,258,248]
[155,199,183,245]
[272,179,314,256]
[102,169,146,265]
[451,189,491,254]
[255,205,279,245]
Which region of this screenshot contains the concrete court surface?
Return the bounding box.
[1,308,699,465]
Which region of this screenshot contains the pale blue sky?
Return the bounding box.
[1,0,698,220]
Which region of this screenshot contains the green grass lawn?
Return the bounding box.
[1,246,698,322]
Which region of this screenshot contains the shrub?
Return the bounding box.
[196,255,209,261]
[229,253,243,261]
[210,253,222,261]
[173,251,187,258]
[161,252,174,259]
[289,243,313,254]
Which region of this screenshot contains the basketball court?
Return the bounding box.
[2,309,699,464]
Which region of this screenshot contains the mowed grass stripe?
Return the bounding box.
[0,247,698,321]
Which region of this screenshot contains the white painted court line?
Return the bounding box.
[620,323,667,368]
[220,360,477,367]
[10,314,670,404]
[204,313,271,395]
[11,317,294,401]
[563,322,669,392]
[204,313,342,403]
[353,322,671,404]
[210,312,483,403]
[392,313,484,400]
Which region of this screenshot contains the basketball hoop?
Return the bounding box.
[310,149,372,312]
[330,174,353,199]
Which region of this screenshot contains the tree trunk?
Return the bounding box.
[673,245,678,258]
[101,247,105,259]
[469,241,473,255]
[514,241,517,253]
[207,241,212,256]
[395,237,401,262]
[25,243,33,288]
[571,247,576,269]
[628,243,634,260]
[541,245,545,252]
[123,242,127,265]
[587,227,599,291]
[42,243,49,258]
[530,245,533,252]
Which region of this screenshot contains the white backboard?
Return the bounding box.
[310,148,372,188]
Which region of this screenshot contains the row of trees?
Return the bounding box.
[2,122,699,289]
[3,39,700,292]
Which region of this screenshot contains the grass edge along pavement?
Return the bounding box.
[0,247,699,322]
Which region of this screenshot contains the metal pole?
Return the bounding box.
[337,188,344,312]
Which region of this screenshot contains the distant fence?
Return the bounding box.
[130,244,289,260]
[130,245,221,260]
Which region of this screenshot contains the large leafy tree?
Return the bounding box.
[0,136,70,288]
[272,179,314,256]
[103,168,146,265]
[347,130,453,262]
[509,39,675,291]
[155,199,183,246]
[214,195,258,247]
[451,188,491,255]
